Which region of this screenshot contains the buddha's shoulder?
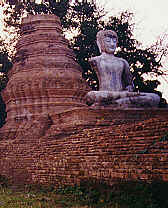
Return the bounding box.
[89,56,101,62]
[117,57,129,66]
[89,55,129,65]
[89,56,101,67]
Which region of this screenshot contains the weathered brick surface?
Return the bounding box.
[0,108,168,186]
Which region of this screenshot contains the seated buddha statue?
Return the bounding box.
[85,30,160,108]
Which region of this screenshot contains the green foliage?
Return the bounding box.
[1,179,168,208]
[4,0,70,25]
[0,73,8,91]
[65,0,103,90]
[55,179,168,208]
[0,50,12,128]
[0,45,13,91]
[0,94,7,128]
[0,174,10,188]
[0,51,13,75]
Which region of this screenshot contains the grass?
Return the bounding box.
[0,187,79,208]
[0,178,168,208]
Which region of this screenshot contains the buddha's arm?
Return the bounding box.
[122,59,134,92]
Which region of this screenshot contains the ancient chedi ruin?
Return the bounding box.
[0,14,168,186]
[0,14,90,139]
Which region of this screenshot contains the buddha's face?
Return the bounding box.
[103,35,117,54]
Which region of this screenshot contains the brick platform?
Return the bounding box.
[0,107,168,186]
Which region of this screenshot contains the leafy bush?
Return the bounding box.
[1,179,168,207]
[0,174,10,188]
[56,179,168,208]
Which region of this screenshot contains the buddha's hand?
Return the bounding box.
[126,85,134,92]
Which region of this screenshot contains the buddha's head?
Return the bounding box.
[96,30,118,54]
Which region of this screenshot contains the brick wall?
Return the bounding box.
[0,108,168,186]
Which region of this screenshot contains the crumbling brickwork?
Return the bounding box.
[0,108,168,186]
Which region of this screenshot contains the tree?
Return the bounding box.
[0,47,13,127]
[1,0,167,107]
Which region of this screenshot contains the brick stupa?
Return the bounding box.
[0,14,90,138]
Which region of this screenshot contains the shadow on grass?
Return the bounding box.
[1,175,168,208]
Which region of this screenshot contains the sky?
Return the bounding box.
[97,0,168,46]
[0,0,168,100]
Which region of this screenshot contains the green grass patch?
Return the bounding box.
[0,178,168,207]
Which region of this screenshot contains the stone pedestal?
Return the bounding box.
[0,14,90,138]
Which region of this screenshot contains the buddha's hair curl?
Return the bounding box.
[96,30,118,53]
